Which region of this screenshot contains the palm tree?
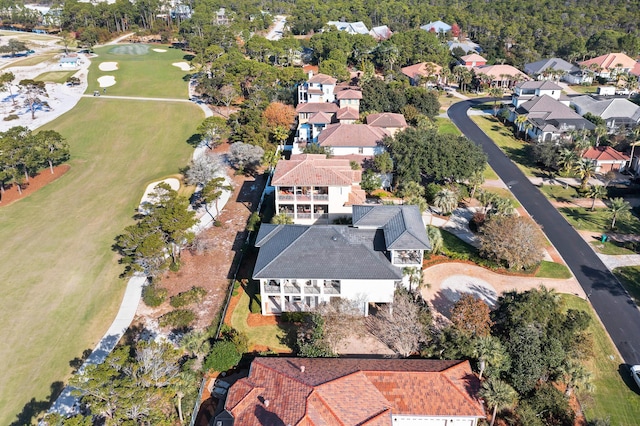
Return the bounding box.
[479,377,518,426]
[468,170,485,199]
[608,197,631,229]
[593,125,608,146]
[557,148,578,174]
[433,188,458,214]
[559,359,593,397]
[523,122,533,141]
[514,114,528,138]
[474,335,509,380]
[574,158,597,190]
[488,87,503,115]
[476,190,497,215]
[426,225,443,254]
[586,185,607,210]
[271,212,294,224]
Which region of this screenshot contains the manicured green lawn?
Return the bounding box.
[87,45,192,99]
[230,290,293,352]
[535,260,572,279]
[539,184,580,202]
[559,206,640,234]
[482,165,499,180]
[435,117,461,136]
[569,85,597,94]
[1,52,57,68]
[590,240,636,255]
[470,115,541,177]
[0,49,202,424]
[613,266,640,306]
[34,71,76,83]
[562,295,640,425]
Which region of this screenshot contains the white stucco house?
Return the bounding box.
[272,154,365,224]
[253,205,431,316]
[317,123,390,156]
[511,80,565,108]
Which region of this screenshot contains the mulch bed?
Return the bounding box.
[423,255,542,277]
[0,164,70,207]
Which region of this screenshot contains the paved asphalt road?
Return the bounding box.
[448,98,640,365]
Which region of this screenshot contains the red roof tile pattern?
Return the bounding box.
[401,62,443,80]
[297,103,340,114]
[222,358,485,426]
[336,88,363,100]
[336,106,360,120]
[579,53,637,72]
[308,73,337,85]
[366,112,408,128]
[272,154,361,186]
[308,111,334,124]
[461,53,487,63]
[473,64,530,80]
[582,146,629,162]
[318,123,390,147]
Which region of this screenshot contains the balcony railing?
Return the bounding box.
[283,282,301,293]
[323,280,341,294]
[302,283,321,294]
[314,194,329,200]
[297,213,312,219]
[264,284,281,293]
[278,193,294,200]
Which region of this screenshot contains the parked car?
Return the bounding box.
[630,365,640,390]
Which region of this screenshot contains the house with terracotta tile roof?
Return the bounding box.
[366,112,408,136]
[582,146,630,173]
[473,64,530,88]
[317,123,390,156]
[460,53,486,68]
[298,72,337,104]
[252,205,431,315]
[579,53,637,80]
[335,87,363,110]
[295,102,339,144]
[215,357,484,425]
[401,62,444,86]
[271,154,365,224]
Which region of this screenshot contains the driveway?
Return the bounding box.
[448,99,640,364]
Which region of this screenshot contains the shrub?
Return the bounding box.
[249,293,262,313]
[203,340,242,372]
[142,284,167,307]
[158,309,196,329]
[246,211,261,232]
[231,280,241,296]
[425,182,442,204]
[4,114,18,121]
[170,286,207,308]
[469,212,486,232]
[281,311,310,323]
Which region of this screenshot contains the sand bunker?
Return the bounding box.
[97,76,116,88]
[153,48,167,53]
[99,62,118,71]
[172,62,192,71]
[139,178,181,212]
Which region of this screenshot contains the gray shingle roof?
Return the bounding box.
[253,224,403,280]
[353,205,431,250]
[571,95,640,122]
[524,58,578,75]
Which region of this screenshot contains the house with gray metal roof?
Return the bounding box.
[570,95,640,130]
[524,58,579,80]
[253,205,430,315]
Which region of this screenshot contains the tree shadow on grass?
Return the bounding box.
[10,381,64,426]
[186,132,202,147]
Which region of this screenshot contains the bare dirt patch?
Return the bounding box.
[135,145,266,332]
[0,164,69,206]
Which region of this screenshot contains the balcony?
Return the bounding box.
[392,250,423,265]
[283,280,301,294]
[323,280,341,294]
[264,280,281,294]
[301,280,321,294]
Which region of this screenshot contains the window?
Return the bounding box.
[358,147,364,154]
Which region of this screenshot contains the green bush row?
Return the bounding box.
[159,309,196,329]
[170,286,207,308]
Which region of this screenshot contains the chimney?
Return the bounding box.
[300,365,306,373]
[264,399,270,407]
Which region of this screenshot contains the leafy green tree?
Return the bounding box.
[302,144,331,156]
[0,38,27,56]
[34,130,69,174]
[608,197,631,229]
[479,377,518,426]
[271,212,294,224]
[197,116,228,149]
[474,335,511,380]
[360,169,381,194]
[373,151,393,174]
[426,225,443,254]
[385,127,486,183]
[319,58,350,82]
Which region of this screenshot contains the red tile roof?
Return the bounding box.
[308,111,334,124]
[336,88,363,100]
[582,146,629,162]
[366,112,408,128]
[461,53,487,63]
[473,64,530,80]
[400,62,443,79]
[308,73,337,85]
[272,154,361,186]
[223,358,485,426]
[336,106,360,120]
[579,53,636,72]
[318,123,390,147]
[297,103,340,113]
